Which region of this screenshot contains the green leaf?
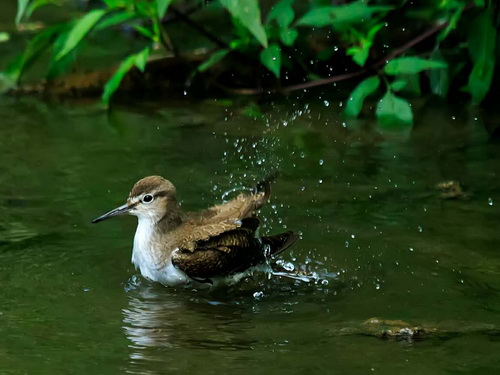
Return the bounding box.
[16,0,30,24]
[198,49,229,72]
[297,3,391,29]
[346,45,369,67]
[0,73,17,94]
[102,51,140,105]
[102,0,127,7]
[384,57,448,75]
[376,91,413,126]
[346,23,383,66]
[96,11,136,30]
[5,23,65,82]
[25,0,61,20]
[463,9,496,104]
[134,46,150,72]
[55,9,107,61]
[220,0,268,47]
[280,28,298,46]
[429,51,449,97]
[267,0,294,28]
[437,5,464,42]
[260,44,281,78]
[390,79,408,92]
[0,32,10,43]
[157,0,172,19]
[133,25,156,40]
[297,7,332,27]
[47,23,78,80]
[344,76,380,118]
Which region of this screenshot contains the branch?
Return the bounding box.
[214,20,448,95]
[169,6,228,49]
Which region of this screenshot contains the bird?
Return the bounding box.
[92,174,299,288]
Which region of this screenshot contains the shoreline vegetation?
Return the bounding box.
[1,0,498,127]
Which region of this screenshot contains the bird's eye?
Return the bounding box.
[142,194,154,204]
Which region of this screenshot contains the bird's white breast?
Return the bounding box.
[131,218,270,288]
[132,218,190,286]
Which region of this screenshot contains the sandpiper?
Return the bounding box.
[92,174,298,287]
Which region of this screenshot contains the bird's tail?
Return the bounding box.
[261,231,299,257]
[254,171,280,206]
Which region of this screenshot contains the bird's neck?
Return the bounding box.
[132,201,183,270]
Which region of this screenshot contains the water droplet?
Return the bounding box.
[319,159,324,166]
[323,100,330,107]
[283,262,295,272]
[488,197,493,206]
[418,226,423,233]
[253,291,264,299]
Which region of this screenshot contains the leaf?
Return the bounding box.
[220,0,268,47]
[102,48,149,104]
[198,49,229,72]
[47,23,78,80]
[25,0,61,20]
[344,76,380,118]
[463,9,496,104]
[96,11,136,30]
[0,32,10,43]
[260,44,281,78]
[133,25,156,40]
[346,46,369,67]
[297,7,333,27]
[267,0,294,28]
[0,73,17,94]
[376,91,413,126]
[157,0,172,19]
[429,51,449,97]
[384,57,447,75]
[437,5,464,42]
[16,0,30,24]
[297,3,391,28]
[346,23,383,66]
[134,46,150,72]
[280,28,298,46]
[390,79,408,92]
[55,9,107,61]
[5,23,65,82]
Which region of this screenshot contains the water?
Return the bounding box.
[1,95,500,373]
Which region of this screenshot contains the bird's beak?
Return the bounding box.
[92,203,131,223]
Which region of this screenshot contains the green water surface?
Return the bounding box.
[1,95,500,374]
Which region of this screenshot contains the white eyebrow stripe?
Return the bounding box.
[129,196,141,204]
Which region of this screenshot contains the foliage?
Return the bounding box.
[4,0,500,124]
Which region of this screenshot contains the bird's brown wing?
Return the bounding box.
[188,173,276,227]
[171,225,265,281]
[173,216,260,251]
[193,191,267,224]
[177,176,272,251]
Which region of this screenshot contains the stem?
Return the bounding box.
[169,6,228,49]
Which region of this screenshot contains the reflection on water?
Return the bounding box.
[123,278,256,352]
